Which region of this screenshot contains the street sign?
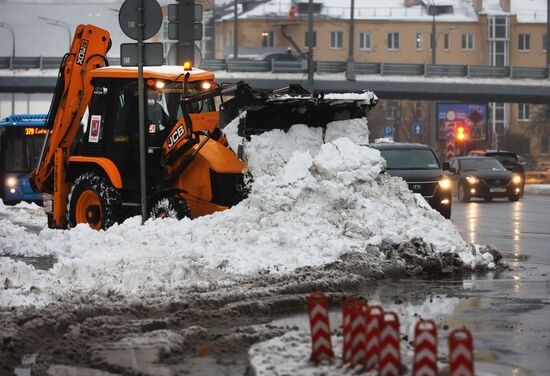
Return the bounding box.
[119,0,163,40]
[411,122,424,135]
[383,125,395,138]
[167,44,202,67]
[121,43,164,66]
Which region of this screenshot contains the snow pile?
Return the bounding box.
[0,119,493,307]
[524,184,550,195]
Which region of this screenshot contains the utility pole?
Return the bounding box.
[345,0,356,81]
[431,1,436,65]
[547,0,550,67]
[233,0,238,58]
[307,0,314,88]
[0,22,16,114]
[137,0,147,224]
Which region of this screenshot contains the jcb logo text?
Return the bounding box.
[168,125,185,149]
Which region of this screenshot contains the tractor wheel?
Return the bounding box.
[458,184,470,203]
[149,195,191,220]
[68,172,122,230]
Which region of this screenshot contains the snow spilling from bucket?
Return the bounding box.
[0,119,493,307]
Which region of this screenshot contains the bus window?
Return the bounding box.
[3,128,46,172]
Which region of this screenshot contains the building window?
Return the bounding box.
[461,33,474,50]
[330,31,343,49]
[304,31,317,48]
[491,102,508,135]
[518,104,530,121]
[415,33,423,50]
[541,137,549,155]
[226,31,233,49]
[262,31,275,48]
[488,16,509,66]
[359,32,372,50]
[443,33,450,51]
[518,33,530,51]
[387,32,400,50]
[543,34,547,52]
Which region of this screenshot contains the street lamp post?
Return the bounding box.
[0,22,16,114]
[345,0,356,81]
[38,16,72,51]
[0,22,15,57]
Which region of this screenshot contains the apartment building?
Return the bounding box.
[213,0,550,161]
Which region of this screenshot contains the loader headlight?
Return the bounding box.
[512,175,522,185]
[6,177,18,187]
[438,178,451,190]
[201,81,212,90]
[465,176,479,184]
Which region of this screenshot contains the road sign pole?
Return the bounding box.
[137,0,148,224]
[177,0,195,64]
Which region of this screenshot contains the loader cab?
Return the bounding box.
[81,69,217,195]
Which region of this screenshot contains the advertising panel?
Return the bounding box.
[437,103,488,141]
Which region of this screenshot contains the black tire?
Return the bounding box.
[458,183,470,203]
[149,195,191,220]
[508,194,520,202]
[438,205,452,219]
[68,172,122,230]
[483,196,493,202]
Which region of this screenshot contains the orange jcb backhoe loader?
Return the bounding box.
[31,24,246,229]
[31,24,377,230]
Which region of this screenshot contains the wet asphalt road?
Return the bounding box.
[382,195,550,375]
[447,194,550,375]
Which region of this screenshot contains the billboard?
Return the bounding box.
[437,103,488,141]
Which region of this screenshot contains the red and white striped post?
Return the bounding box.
[342,296,366,364]
[366,305,383,372]
[349,301,369,368]
[413,320,438,376]
[449,328,474,376]
[307,291,334,363]
[379,311,401,376]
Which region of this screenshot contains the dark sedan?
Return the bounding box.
[370,143,452,219]
[447,156,523,202]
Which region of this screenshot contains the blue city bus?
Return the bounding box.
[0,114,48,205]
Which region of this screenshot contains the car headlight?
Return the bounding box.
[465,176,479,184]
[438,178,451,190]
[512,175,522,184]
[6,177,18,187]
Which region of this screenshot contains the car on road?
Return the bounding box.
[447,156,523,202]
[468,150,525,194]
[370,142,452,219]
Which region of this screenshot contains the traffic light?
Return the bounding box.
[456,125,465,141]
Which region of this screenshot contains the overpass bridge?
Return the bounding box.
[1,57,550,104]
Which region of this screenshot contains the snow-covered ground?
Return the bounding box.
[0,119,495,308]
[524,184,550,195]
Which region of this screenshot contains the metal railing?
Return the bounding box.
[1,56,548,80]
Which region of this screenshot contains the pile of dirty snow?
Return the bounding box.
[0,118,494,307]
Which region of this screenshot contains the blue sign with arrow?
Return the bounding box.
[411,122,424,135]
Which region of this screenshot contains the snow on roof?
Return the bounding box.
[475,0,546,23]
[222,0,479,22]
[511,0,547,23]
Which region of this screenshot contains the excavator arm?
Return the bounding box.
[30,24,111,228]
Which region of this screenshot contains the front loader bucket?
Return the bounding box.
[240,95,376,138]
[218,83,378,139]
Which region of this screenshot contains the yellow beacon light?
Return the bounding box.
[183,61,193,70]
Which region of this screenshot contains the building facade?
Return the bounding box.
[213,0,550,161]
